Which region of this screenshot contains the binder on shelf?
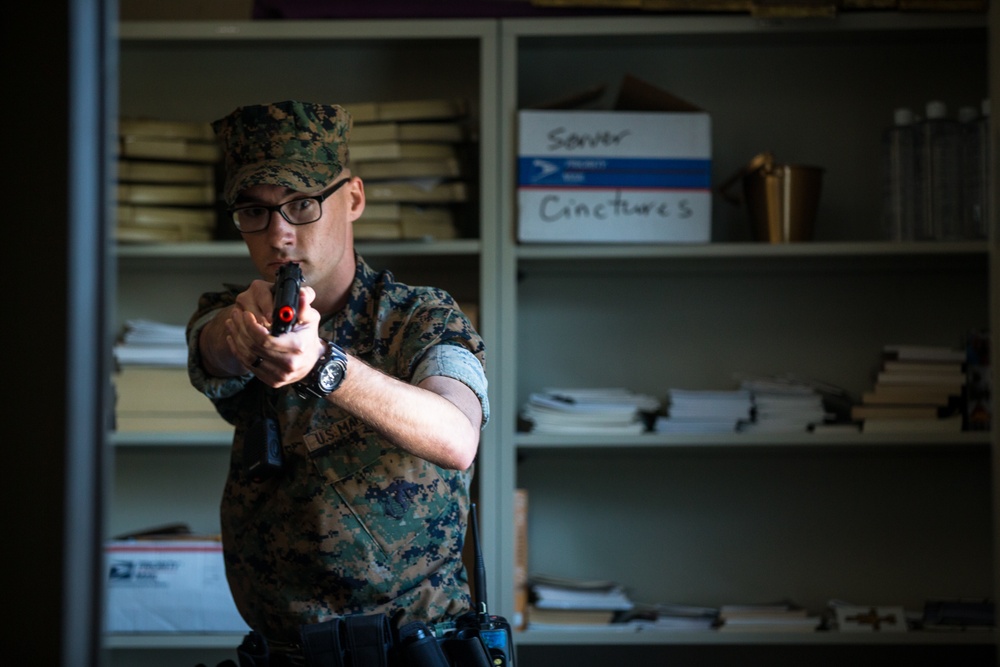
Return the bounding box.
[364,180,468,204]
[353,157,462,181]
[350,120,466,144]
[346,97,468,123]
[350,142,458,163]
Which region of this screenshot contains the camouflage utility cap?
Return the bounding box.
[213,100,351,206]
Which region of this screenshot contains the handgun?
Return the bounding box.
[270,262,303,336]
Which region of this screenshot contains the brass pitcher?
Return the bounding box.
[719,151,824,243]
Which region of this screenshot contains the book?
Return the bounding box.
[527,606,615,626]
[364,181,468,203]
[352,220,404,241]
[850,405,942,420]
[861,386,959,406]
[118,159,215,184]
[350,142,457,163]
[361,203,454,224]
[345,98,468,123]
[861,415,963,434]
[883,344,966,363]
[881,360,964,374]
[353,157,462,181]
[116,225,214,243]
[118,117,215,141]
[117,183,216,206]
[352,219,458,242]
[350,121,465,144]
[401,217,457,240]
[118,135,222,163]
[875,372,965,388]
[117,204,217,229]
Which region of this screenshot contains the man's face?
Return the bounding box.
[236,177,363,303]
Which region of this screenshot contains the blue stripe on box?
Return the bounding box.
[518,156,711,189]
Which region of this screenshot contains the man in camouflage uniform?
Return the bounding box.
[185,101,489,659]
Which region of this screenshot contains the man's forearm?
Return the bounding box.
[329,358,481,471]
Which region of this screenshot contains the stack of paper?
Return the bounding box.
[622,603,718,631]
[655,388,752,434]
[519,388,659,435]
[113,319,188,368]
[738,377,828,433]
[717,602,820,632]
[527,574,635,629]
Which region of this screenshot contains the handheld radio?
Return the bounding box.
[454,503,515,667]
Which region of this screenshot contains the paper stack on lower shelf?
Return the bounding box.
[527,574,634,630]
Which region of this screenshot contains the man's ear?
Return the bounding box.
[347,176,366,222]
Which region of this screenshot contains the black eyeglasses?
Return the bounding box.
[229,177,350,233]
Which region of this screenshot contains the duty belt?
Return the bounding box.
[237,614,393,667]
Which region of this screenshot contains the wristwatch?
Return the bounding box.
[296,339,348,399]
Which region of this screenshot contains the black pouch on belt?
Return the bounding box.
[300,614,392,667]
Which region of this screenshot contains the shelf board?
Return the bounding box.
[516,431,991,450]
[515,628,996,646]
[111,431,234,447]
[104,633,244,649]
[514,241,990,275]
[502,12,986,40]
[119,18,496,41]
[115,238,481,260]
[104,627,995,650]
[515,240,988,261]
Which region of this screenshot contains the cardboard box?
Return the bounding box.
[105,540,249,633]
[517,76,711,243]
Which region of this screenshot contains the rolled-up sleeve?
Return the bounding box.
[412,344,490,428]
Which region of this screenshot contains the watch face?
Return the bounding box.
[317,360,344,392]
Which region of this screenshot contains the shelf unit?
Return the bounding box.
[494,12,997,667]
[109,10,997,667]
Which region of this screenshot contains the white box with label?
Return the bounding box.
[104,540,250,633]
[517,109,711,243]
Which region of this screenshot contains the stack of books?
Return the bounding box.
[654,388,752,434]
[518,388,660,435]
[347,98,471,241]
[527,574,635,630]
[112,319,229,433]
[853,344,966,434]
[116,117,221,243]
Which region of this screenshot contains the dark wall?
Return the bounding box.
[7,1,112,665]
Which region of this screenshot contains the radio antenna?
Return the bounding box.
[470,502,489,620]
